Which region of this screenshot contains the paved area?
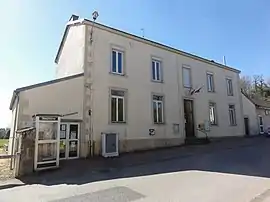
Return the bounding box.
[1,137,270,201]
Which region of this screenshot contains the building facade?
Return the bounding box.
[9,15,245,158]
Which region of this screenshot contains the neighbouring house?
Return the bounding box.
[242,92,270,135]
[8,14,245,160]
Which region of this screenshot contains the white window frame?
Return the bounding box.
[229,104,237,126]
[182,67,192,88]
[152,95,164,124]
[111,90,125,123]
[152,59,162,82]
[207,72,215,92]
[209,102,217,125]
[226,78,233,96]
[258,115,264,134]
[111,49,124,75]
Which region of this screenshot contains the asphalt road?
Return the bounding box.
[2,138,270,202]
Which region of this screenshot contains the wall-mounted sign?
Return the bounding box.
[149,129,155,136]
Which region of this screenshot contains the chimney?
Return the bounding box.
[69,14,79,22]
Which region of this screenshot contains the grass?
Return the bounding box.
[0,139,8,148]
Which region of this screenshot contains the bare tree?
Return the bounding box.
[240,75,253,96]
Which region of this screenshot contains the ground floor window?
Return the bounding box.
[229,104,237,126]
[152,95,164,123]
[111,89,125,123]
[259,116,264,134]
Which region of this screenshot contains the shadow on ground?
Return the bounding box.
[18,136,270,186]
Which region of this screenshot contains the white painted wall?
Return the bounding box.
[242,94,259,135]
[16,76,84,129]
[86,25,244,146]
[8,99,19,155]
[56,25,85,78]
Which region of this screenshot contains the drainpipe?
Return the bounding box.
[10,92,19,170]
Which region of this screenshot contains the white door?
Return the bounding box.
[59,123,80,159]
[259,116,264,134]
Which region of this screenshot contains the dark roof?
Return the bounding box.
[242,91,270,109]
[55,15,240,73]
[250,98,270,109]
[9,73,84,110]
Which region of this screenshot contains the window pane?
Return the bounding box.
[118,98,124,122]
[153,95,162,101]
[259,117,263,125]
[153,102,157,123]
[111,90,125,96]
[111,97,117,122]
[183,68,191,87]
[158,102,163,123]
[152,61,156,80]
[156,62,160,80]
[207,74,213,91]
[209,105,215,124]
[112,51,117,73]
[118,52,122,73]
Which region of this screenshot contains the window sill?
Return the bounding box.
[151,79,164,83]
[109,72,127,77]
[227,94,234,97]
[210,123,218,126]
[229,124,237,127]
[110,121,127,124]
[154,122,166,125]
[208,90,216,93]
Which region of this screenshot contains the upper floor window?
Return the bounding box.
[152,95,164,124]
[111,49,124,75]
[111,89,125,123]
[226,78,233,96]
[183,67,191,88]
[229,104,236,125]
[207,73,215,92]
[152,59,162,82]
[209,102,217,125]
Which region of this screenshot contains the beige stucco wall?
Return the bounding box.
[8,99,19,155]
[15,76,87,157]
[56,25,85,78]
[256,108,270,133]
[85,25,244,154]
[242,94,259,135]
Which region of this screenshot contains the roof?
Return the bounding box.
[242,91,270,109]
[55,15,241,74]
[9,73,84,110]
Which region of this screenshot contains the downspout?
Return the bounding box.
[10,92,19,170]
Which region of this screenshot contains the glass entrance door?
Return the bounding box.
[59,123,80,159]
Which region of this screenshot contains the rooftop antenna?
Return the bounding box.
[141,28,145,38]
[223,56,227,66]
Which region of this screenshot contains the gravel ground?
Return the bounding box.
[0,149,14,180]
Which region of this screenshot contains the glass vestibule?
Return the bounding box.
[59,123,80,159]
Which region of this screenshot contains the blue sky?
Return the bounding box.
[0,0,269,127]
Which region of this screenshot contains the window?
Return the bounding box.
[226,78,233,96]
[207,73,214,92]
[152,95,164,123]
[111,90,125,123]
[209,102,217,125]
[111,49,124,74]
[259,116,264,134]
[152,59,162,81]
[229,104,237,125]
[183,67,191,88]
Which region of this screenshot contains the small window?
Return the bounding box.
[209,102,217,125]
[259,116,264,134]
[111,90,125,123]
[183,67,191,88]
[229,104,236,125]
[226,78,233,96]
[152,59,162,81]
[207,73,214,92]
[152,95,164,123]
[111,49,124,74]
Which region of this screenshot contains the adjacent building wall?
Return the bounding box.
[242,94,259,135]
[256,108,270,133]
[14,76,87,157]
[56,25,85,78]
[86,25,244,155]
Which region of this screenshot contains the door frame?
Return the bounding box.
[183,97,196,138]
[258,115,264,134]
[244,116,250,136]
[59,122,80,160]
